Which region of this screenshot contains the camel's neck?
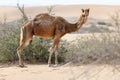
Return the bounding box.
[76,15,85,30]
[66,23,78,33]
[66,16,85,33]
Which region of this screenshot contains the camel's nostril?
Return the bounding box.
[82,15,85,17]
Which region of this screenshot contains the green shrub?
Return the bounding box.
[97,21,107,25]
[0,26,20,62]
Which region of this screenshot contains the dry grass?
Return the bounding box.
[63,33,120,65]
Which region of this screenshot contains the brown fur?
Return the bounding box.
[17,9,90,67]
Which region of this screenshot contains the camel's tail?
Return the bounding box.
[31,19,40,26]
[31,20,34,27]
[20,27,26,44]
[17,27,26,51]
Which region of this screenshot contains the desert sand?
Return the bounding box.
[0,64,120,80]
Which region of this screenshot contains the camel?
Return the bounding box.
[17,9,90,67]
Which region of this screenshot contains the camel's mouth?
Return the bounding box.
[83,8,90,17]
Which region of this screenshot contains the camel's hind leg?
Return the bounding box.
[17,39,32,67]
[17,43,25,67]
[17,26,33,67]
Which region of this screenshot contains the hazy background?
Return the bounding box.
[0,0,120,6]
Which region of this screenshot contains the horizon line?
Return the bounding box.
[0,4,120,7]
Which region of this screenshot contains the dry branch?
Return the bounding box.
[17,3,28,21]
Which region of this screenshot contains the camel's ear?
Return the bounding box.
[81,9,84,13]
[87,8,90,13]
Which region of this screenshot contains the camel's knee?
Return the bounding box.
[29,40,32,44]
[17,42,25,55]
[17,47,22,56]
[17,47,20,52]
[18,42,24,49]
[49,47,54,53]
[24,39,32,47]
[17,46,22,53]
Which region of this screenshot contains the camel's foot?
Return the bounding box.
[18,64,25,68]
[54,64,59,67]
[54,64,58,66]
[48,64,59,67]
[48,64,52,67]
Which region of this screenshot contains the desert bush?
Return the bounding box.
[0,23,20,62]
[97,21,107,25]
[110,10,120,31]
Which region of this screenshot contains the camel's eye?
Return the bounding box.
[81,9,84,13]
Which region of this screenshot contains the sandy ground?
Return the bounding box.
[0,64,120,80]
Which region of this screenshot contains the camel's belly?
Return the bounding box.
[33,27,55,39]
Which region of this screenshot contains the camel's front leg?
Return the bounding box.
[55,50,59,65]
[48,36,60,67]
[48,47,54,66]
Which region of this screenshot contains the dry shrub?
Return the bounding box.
[65,33,120,65]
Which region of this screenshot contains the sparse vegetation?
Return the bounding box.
[0,21,20,63]
[47,6,55,15]
[0,14,7,24]
[65,33,120,65]
[110,10,120,31]
[97,21,107,25]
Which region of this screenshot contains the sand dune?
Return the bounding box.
[0,5,120,22]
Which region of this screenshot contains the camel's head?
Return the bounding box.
[80,8,90,24]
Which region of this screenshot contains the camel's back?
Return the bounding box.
[32,13,68,38]
[33,13,55,24]
[32,13,57,38]
[33,13,68,25]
